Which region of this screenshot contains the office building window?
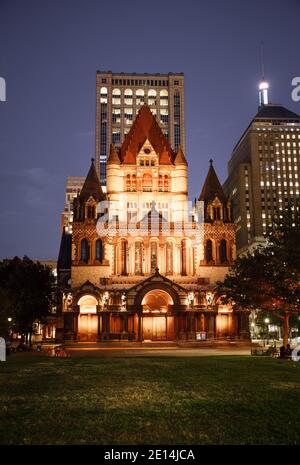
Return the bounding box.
[112,88,121,105]
[124,89,133,105]
[148,89,156,106]
[112,108,121,124]
[160,89,168,106]
[136,89,145,106]
[124,108,133,125]
[174,90,181,150]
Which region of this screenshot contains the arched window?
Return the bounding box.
[150,242,158,273]
[87,205,95,219]
[166,242,173,275]
[164,175,169,192]
[219,239,227,263]
[213,207,221,220]
[100,87,107,103]
[126,174,131,191]
[120,239,128,275]
[124,89,133,105]
[95,239,103,262]
[135,241,143,275]
[136,89,144,105]
[158,175,163,191]
[132,174,136,190]
[181,239,187,275]
[160,89,168,107]
[81,239,89,263]
[148,89,156,105]
[142,173,152,191]
[205,239,213,263]
[112,88,121,105]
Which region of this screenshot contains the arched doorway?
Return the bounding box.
[141,289,174,341]
[77,295,98,341]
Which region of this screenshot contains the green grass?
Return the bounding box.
[1,354,300,445]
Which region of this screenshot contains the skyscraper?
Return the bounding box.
[95,71,186,184]
[223,79,300,254]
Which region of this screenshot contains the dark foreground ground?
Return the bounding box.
[1,353,300,445]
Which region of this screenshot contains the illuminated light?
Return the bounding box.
[264,318,270,324]
[7,317,12,322]
[259,81,269,91]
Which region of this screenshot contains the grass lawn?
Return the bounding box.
[1,354,300,445]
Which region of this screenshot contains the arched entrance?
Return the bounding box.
[141,289,174,341]
[77,295,98,341]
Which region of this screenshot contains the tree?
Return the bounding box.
[217,204,300,346]
[0,256,55,342]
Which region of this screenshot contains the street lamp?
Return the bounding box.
[264,318,270,344]
[7,317,12,322]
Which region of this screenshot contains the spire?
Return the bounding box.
[198,159,226,202]
[174,145,188,166]
[79,158,105,202]
[107,144,120,164]
[258,41,269,107]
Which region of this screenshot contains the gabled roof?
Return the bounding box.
[254,104,300,120]
[199,160,226,202]
[119,105,174,164]
[126,267,188,294]
[57,228,72,270]
[138,202,168,225]
[79,158,106,202]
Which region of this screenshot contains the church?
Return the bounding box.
[56,105,250,343]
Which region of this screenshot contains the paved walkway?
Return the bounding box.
[62,342,252,358]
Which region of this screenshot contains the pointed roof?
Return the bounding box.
[174,145,188,165]
[119,105,174,164]
[199,160,226,202]
[79,158,105,202]
[57,228,72,270]
[254,103,300,120]
[107,144,120,164]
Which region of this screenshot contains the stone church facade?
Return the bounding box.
[56,105,250,342]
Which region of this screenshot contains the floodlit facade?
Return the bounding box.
[56,105,249,343]
[223,103,300,254]
[95,71,186,185]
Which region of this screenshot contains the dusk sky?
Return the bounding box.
[0,0,299,260]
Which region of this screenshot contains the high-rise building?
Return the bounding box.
[95,71,186,184]
[223,79,300,254]
[61,176,85,233]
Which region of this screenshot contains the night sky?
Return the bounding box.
[0,0,299,260]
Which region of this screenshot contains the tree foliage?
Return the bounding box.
[0,256,55,340]
[217,204,300,345]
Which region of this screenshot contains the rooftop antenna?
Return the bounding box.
[258,41,269,107]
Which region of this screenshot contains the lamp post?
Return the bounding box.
[264,318,270,345]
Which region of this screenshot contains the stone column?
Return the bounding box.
[207,313,216,339]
